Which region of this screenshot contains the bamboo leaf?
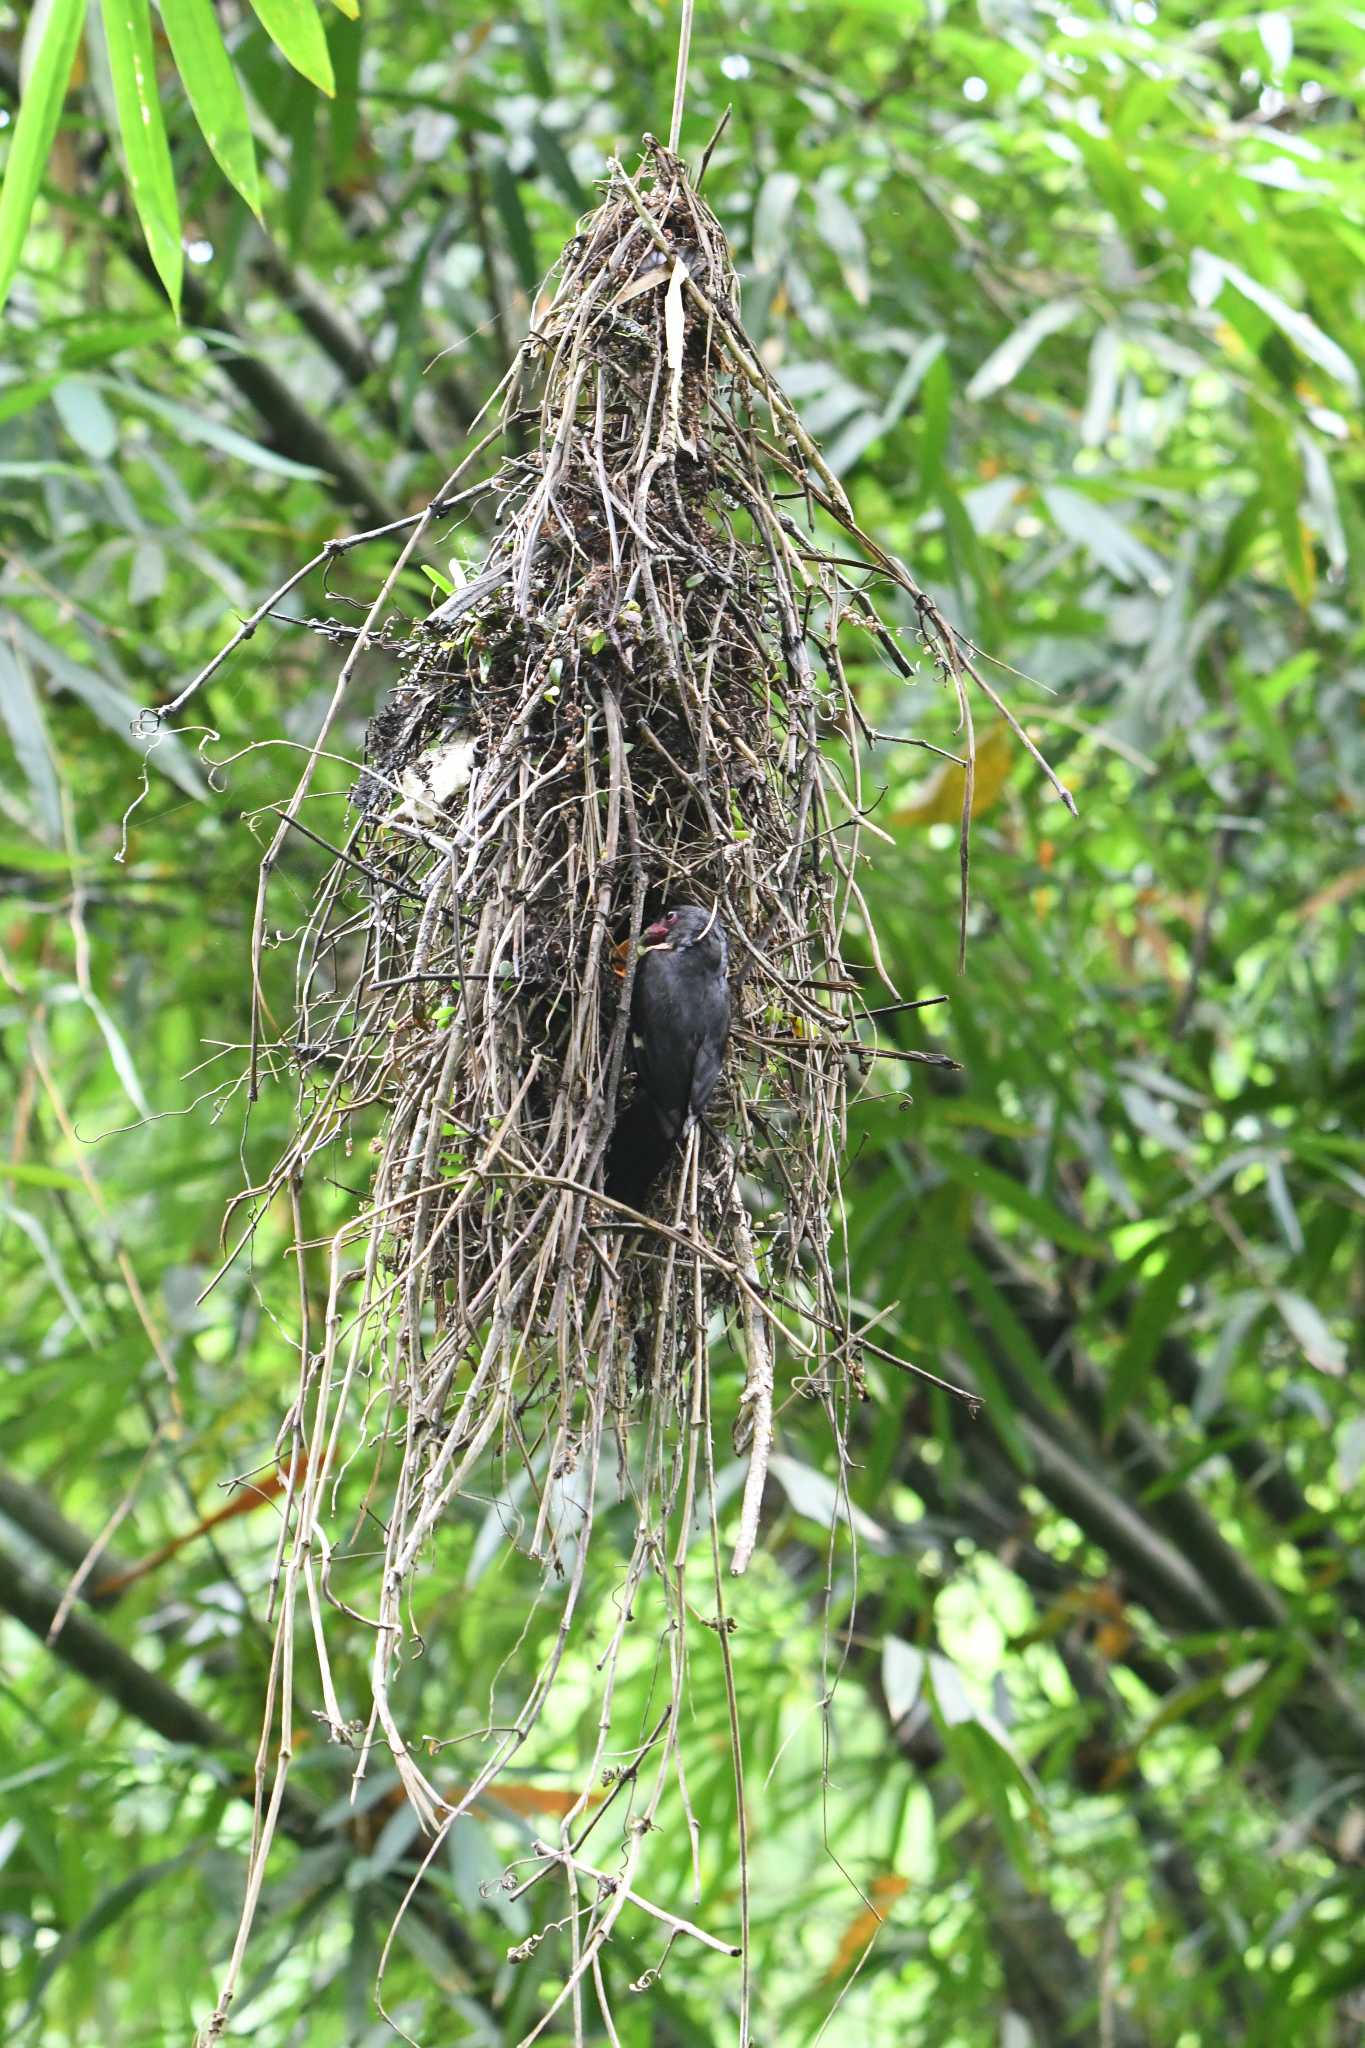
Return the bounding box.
[281,72,318,254]
[882,332,946,431]
[1044,485,1167,590]
[0,1161,84,1190]
[1193,248,1359,398]
[932,1145,1109,1257]
[0,633,62,842]
[0,0,86,314]
[245,0,335,96]
[531,119,586,212]
[12,1848,205,2030]
[1262,1155,1304,1256]
[1339,1418,1365,1492]
[1103,1237,1205,1430]
[811,181,869,306]
[158,0,263,214]
[1274,1291,1346,1377]
[769,1455,890,1549]
[489,154,537,295]
[113,381,329,481]
[1252,402,1314,605]
[965,297,1084,401]
[2,1200,98,1340]
[1259,11,1293,76]
[752,170,800,276]
[16,621,208,801]
[957,1248,1066,1414]
[935,1295,1033,1471]
[1080,326,1120,446]
[883,1637,934,1725]
[326,14,362,174]
[98,0,184,311]
[916,349,951,495]
[885,1641,1043,1822]
[52,375,119,459]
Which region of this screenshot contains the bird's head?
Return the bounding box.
[641,904,725,956]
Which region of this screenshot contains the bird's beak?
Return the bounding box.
[641,918,672,948]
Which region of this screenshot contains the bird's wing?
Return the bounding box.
[632,957,681,1118]
[686,986,730,1123]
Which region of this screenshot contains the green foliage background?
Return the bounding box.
[2,1,1363,2043]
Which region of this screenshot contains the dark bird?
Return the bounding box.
[604,905,730,1209]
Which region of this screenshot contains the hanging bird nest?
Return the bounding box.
[190,136,1071,2036]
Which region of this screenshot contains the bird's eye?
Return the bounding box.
[665,911,677,926]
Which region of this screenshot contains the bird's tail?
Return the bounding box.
[604,1095,681,1210]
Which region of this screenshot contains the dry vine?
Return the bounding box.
[174,136,1071,2045]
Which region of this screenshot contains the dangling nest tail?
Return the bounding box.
[199,138,1072,2034]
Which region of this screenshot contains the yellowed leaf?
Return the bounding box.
[891,724,1014,828]
[1297,863,1365,920]
[462,1781,605,1817]
[610,267,669,311]
[823,1872,908,1982]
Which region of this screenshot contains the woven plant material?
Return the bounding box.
[201,140,1068,2035]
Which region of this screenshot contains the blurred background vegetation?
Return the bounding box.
[2,0,1364,2042]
